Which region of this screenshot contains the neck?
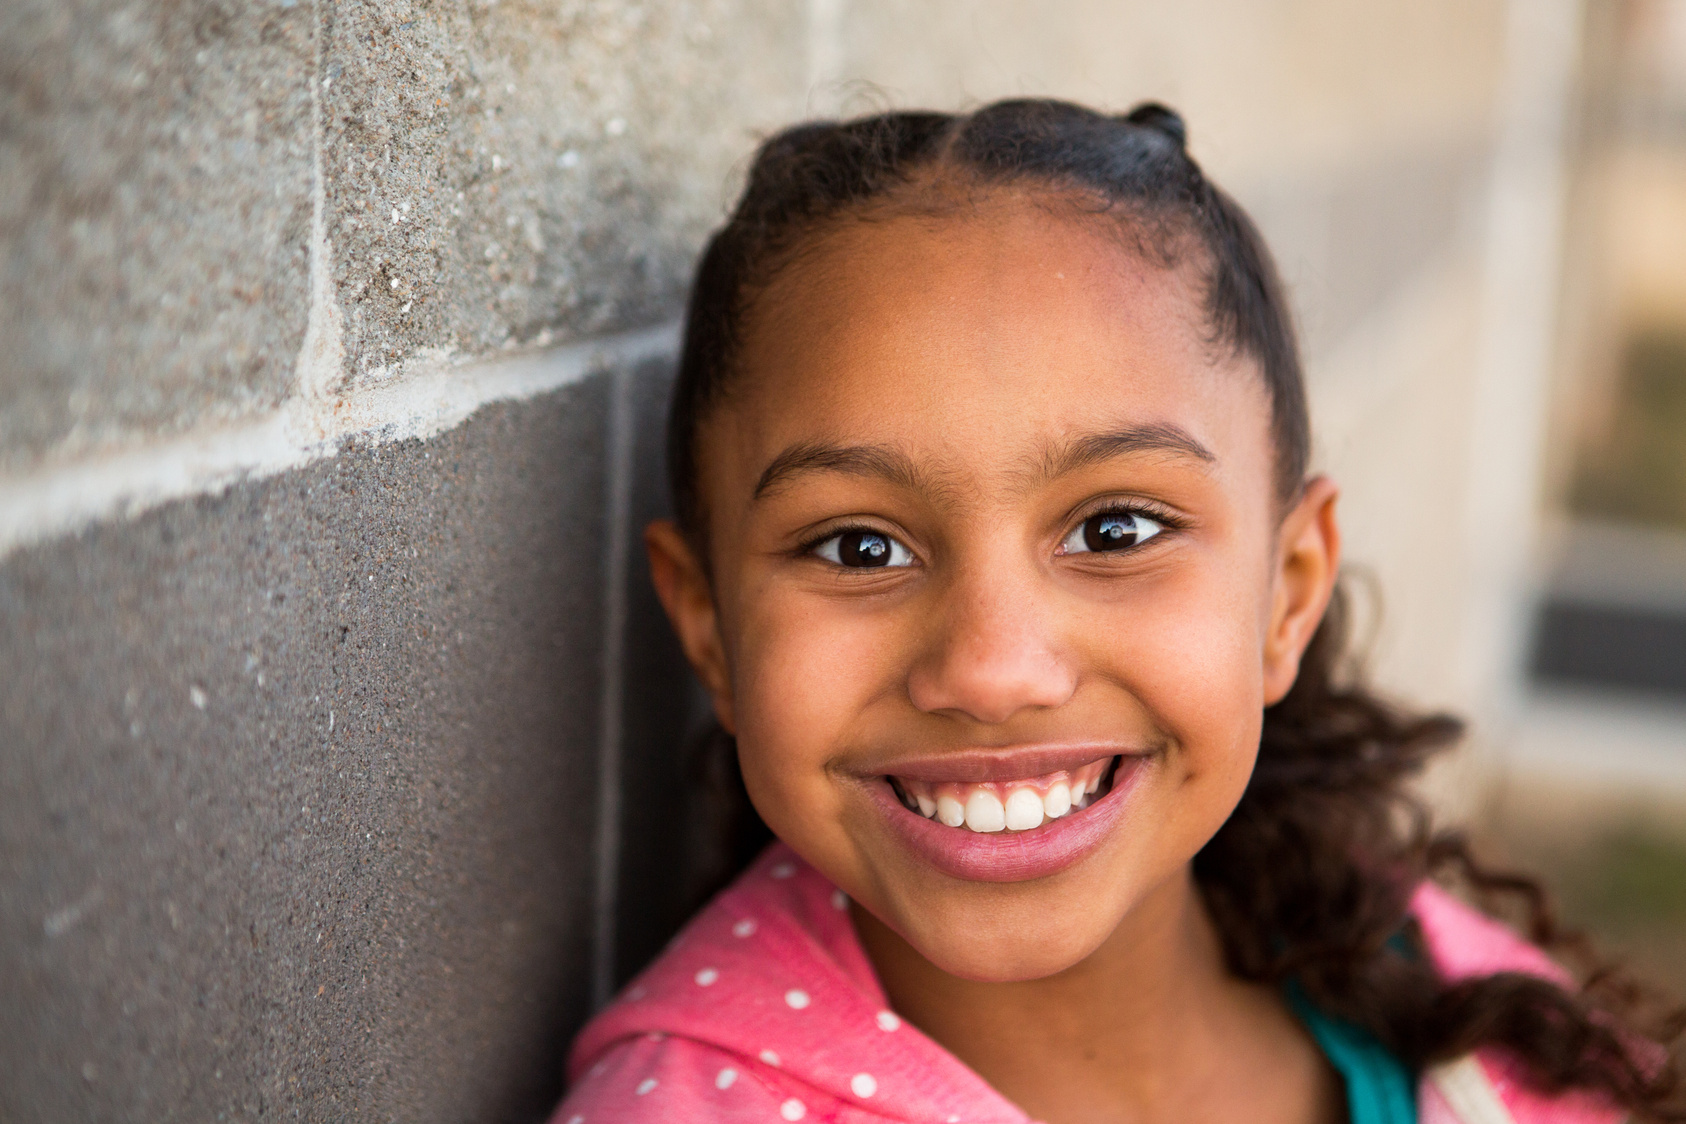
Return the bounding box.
[852,866,1344,1124]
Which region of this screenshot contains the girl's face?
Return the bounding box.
[650,194,1339,982]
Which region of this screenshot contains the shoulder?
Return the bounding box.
[1420,1053,1628,1124]
[552,1033,840,1124]
[1409,883,1627,1124]
[561,843,1024,1123]
[567,843,885,1084]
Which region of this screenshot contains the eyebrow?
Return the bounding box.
[753,423,1213,501]
[1036,422,1216,482]
[754,440,928,499]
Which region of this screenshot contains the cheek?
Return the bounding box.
[727,585,902,833]
[1090,560,1268,806]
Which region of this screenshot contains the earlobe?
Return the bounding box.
[643,520,737,733]
[1262,477,1341,706]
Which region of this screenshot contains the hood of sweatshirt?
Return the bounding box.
[570,842,1025,1122]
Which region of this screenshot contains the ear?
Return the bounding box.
[644,519,736,734]
[1262,475,1341,706]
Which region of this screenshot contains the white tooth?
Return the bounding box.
[963,790,1007,832]
[1004,788,1043,831]
[936,794,966,827]
[1070,778,1087,800]
[1043,782,1071,819]
[915,794,936,819]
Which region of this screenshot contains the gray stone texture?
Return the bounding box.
[0,0,808,474]
[0,0,317,471]
[0,372,695,1123]
[319,0,807,388]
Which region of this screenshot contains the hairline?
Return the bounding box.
[677,158,1306,555]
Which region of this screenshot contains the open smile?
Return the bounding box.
[859,748,1148,883]
[889,756,1116,832]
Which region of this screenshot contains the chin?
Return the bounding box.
[898,905,1114,983]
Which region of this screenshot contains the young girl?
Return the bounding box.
[554,100,1680,1123]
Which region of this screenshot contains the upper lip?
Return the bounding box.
[850,743,1146,784]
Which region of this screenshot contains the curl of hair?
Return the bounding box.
[1204,586,1683,1117]
[668,98,1684,1119]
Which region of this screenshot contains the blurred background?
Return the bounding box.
[1484,0,1686,997]
[2,0,1683,1118]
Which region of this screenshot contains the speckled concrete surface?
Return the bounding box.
[0,0,785,1114]
[0,0,807,474]
[0,0,316,471]
[318,0,806,386]
[0,374,695,1123]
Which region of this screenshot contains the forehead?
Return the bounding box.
[710,195,1271,496]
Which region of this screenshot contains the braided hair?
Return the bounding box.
[666,98,1684,1119]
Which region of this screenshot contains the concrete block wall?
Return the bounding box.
[2,1,1575,1118]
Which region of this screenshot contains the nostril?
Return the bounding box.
[905,659,1078,723]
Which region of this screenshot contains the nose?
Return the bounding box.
[905,567,1078,725]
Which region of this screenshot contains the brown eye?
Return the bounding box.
[1061,511,1163,554]
[814,530,915,568]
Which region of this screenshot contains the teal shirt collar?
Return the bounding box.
[1287,984,1418,1124]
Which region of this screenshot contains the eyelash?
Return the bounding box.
[1058,500,1184,557]
[1074,499,1185,534]
[798,523,913,564]
[799,500,1184,568]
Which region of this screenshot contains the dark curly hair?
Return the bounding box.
[665,98,1684,1119]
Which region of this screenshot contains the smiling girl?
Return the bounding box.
[553,101,1680,1124]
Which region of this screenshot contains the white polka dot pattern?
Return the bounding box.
[556,846,1025,1123]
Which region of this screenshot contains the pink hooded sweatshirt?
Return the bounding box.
[556,843,1623,1124]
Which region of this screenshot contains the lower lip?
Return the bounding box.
[862,758,1146,883]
